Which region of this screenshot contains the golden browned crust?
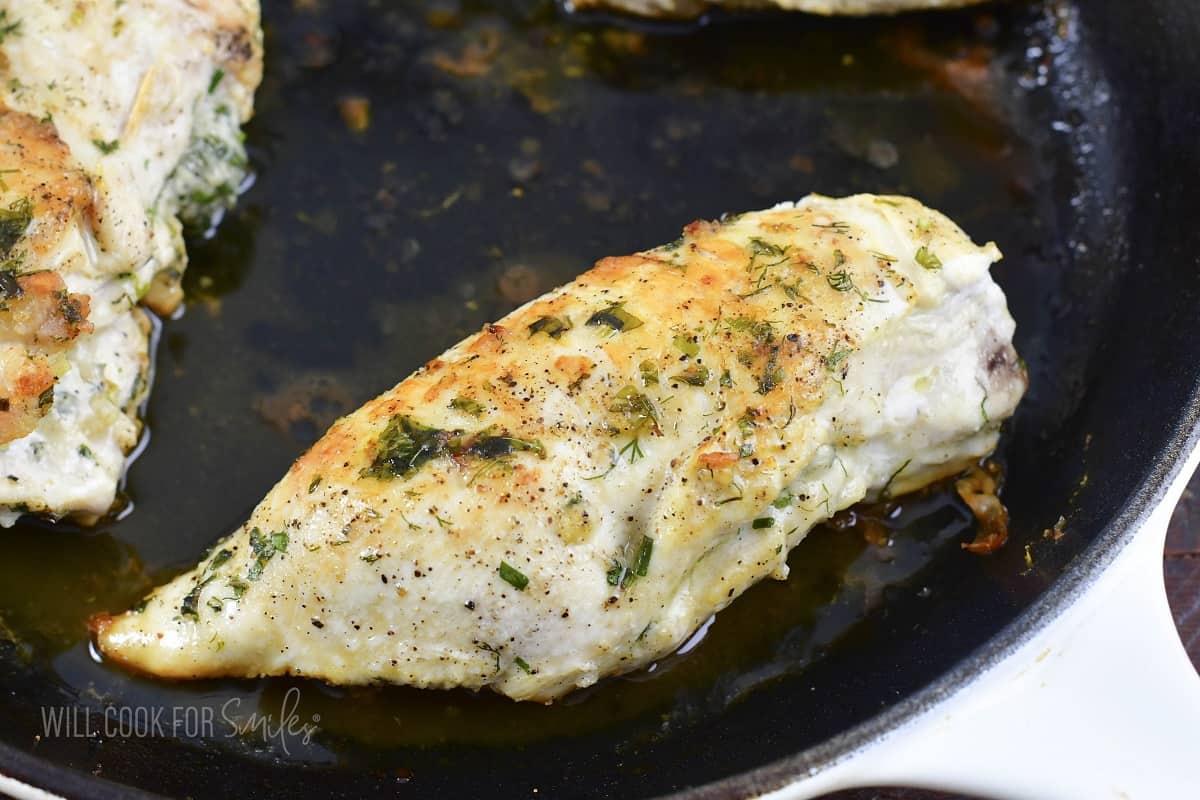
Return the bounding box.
[0,109,96,444]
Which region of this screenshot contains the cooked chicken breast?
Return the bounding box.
[95,194,1026,701]
[0,0,261,523]
[570,0,989,18]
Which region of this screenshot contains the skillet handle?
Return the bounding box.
[783,449,1200,800]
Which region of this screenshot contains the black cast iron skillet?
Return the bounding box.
[1,0,1198,797]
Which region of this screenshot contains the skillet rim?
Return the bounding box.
[1,385,1196,800]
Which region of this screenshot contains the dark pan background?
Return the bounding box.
[2,0,1199,797]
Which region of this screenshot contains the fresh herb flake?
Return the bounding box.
[0,12,19,43]
[827,271,855,293]
[528,315,572,339]
[915,246,942,271]
[586,304,643,333]
[631,536,654,577]
[880,458,912,499]
[498,561,529,591]
[609,386,660,435]
[0,197,32,258]
[672,364,710,386]
[247,528,289,581]
[451,396,487,417]
[672,334,700,358]
[638,360,659,386]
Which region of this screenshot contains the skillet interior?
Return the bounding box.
[2,0,1199,797]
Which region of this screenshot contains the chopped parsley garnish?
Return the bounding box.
[0,197,32,259]
[772,488,794,509]
[672,334,700,358]
[180,549,235,618]
[672,364,710,386]
[726,316,775,342]
[247,528,289,581]
[756,349,782,396]
[915,246,943,271]
[450,396,487,417]
[0,270,20,299]
[361,416,451,479]
[208,68,225,95]
[586,303,643,333]
[307,476,322,493]
[638,360,659,386]
[208,549,234,570]
[361,416,544,481]
[609,386,660,435]
[514,656,533,674]
[180,580,211,619]
[464,433,545,460]
[0,12,19,43]
[528,315,572,339]
[498,561,529,591]
[92,138,120,154]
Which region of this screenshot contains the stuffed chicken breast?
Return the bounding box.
[0,0,261,523]
[96,194,1026,701]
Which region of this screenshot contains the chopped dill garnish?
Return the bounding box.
[881,458,912,499]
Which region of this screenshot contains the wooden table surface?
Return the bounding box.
[819,465,1200,800]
